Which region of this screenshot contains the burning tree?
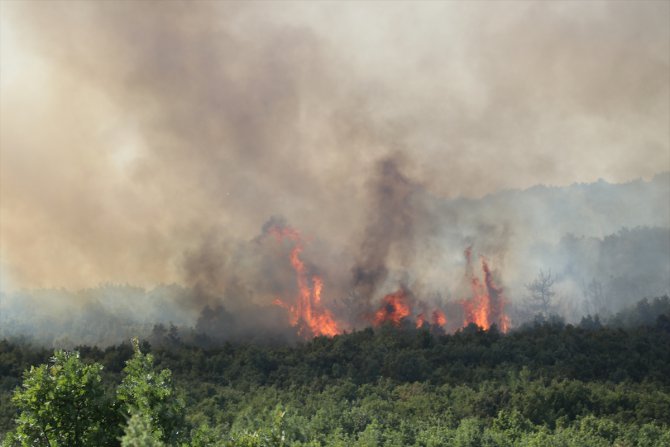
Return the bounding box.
[268,223,344,338]
[459,247,510,332]
[269,224,511,338]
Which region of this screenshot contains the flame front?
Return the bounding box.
[373,289,412,326]
[270,225,509,336]
[460,247,510,331]
[432,309,447,327]
[373,290,449,330]
[462,275,491,329]
[269,225,342,338]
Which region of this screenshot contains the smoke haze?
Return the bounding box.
[0,1,668,343]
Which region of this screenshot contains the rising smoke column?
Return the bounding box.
[350,157,421,308]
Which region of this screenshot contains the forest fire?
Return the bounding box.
[268,225,343,337]
[460,247,510,331]
[432,309,447,327]
[416,310,447,329]
[369,249,510,332]
[371,289,450,329]
[372,289,412,326]
[271,227,509,338]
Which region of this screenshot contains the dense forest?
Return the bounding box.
[1,297,669,446]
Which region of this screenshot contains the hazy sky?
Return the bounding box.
[1,1,668,290]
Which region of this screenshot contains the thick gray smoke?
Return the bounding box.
[1,2,669,344]
[1,171,668,345]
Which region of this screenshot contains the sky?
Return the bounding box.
[1,1,669,291]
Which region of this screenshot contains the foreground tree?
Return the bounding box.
[120,410,165,447]
[1,339,187,446]
[4,351,113,446]
[117,338,186,445]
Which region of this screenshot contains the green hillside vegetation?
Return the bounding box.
[1,297,669,446]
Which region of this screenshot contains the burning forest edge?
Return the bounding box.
[268,221,510,339]
[1,172,668,347]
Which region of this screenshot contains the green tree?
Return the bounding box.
[5,350,112,446]
[120,410,165,447]
[117,339,186,445]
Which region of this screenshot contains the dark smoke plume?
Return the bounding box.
[351,157,421,305]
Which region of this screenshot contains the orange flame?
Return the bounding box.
[377,253,509,332]
[462,276,491,329]
[460,247,510,331]
[432,309,447,327]
[482,259,510,332]
[272,298,289,309]
[268,225,342,337]
[270,228,509,336]
[416,309,448,329]
[373,289,412,326]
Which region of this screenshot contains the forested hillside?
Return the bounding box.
[1,297,669,446]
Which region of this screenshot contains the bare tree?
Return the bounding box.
[525,270,556,317]
[583,278,607,317]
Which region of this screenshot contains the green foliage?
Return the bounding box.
[223,408,289,447]
[117,339,186,445]
[121,411,165,447]
[1,309,670,446]
[186,423,224,447]
[5,351,113,446]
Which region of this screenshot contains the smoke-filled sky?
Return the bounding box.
[1,1,669,292]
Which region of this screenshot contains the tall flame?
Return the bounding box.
[463,276,491,329]
[270,226,509,336]
[460,247,510,331]
[269,225,342,337]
